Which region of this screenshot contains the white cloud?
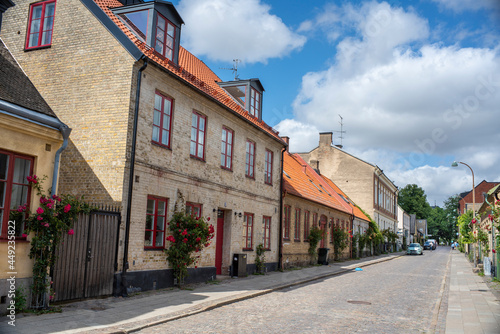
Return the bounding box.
[274,119,319,153]
[431,0,500,12]
[177,0,306,63]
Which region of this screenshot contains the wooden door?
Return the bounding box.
[215,210,224,275]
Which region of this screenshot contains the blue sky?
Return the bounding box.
[168,0,500,207]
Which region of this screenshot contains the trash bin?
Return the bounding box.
[232,253,247,277]
[318,248,330,265]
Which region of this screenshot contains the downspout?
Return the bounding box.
[121,58,148,297]
[51,125,72,197]
[278,148,285,271]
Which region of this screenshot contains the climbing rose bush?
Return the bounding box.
[165,211,215,286]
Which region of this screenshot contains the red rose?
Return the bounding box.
[196,237,201,242]
[68,229,74,235]
[36,207,44,214]
[471,219,477,224]
[182,229,188,236]
[207,217,211,221]
[37,215,43,221]
[492,249,496,253]
[183,238,188,243]
[64,204,71,213]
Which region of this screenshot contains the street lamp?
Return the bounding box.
[452,161,476,266]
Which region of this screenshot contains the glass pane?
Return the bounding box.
[199,117,205,131]
[0,182,6,208]
[221,155,225,167]
[161,130,169,145]
[221,144,226,154]
[156,216,164,231]
[190,142,196,156]
[166,35,174,48]
[198,134,204,145]
[186,206,192,216]
[156,28,165,41]
[46,3,55,17]
[30,17,40,33]
[157,16,165,31]
[163,113,170,130]
[191,128,197,141]
[227,145,231,156]
[155,40,164,55]
[155,231,164,247]
[197,145,203,158]
[153,109,161,125]
[10,185,28,208]
[192,114,197,127]
[167,23,175,36]
[13,158,30,184]
[122,10,148,40]
[0,210,3,236]
[154,94,162,110]
[32,6,43,20]
[164,99,171,115]
[145,215,153,230]
[165,49,173,61]
[29,33,39,47]
[152,126,159,142]
[194,207,200,218]
[248,216,253,226]
[226,157,231,168]
[228,131,232,142]
[147,199,155,214]
[41,30,52,45]
[144,231,153,246]
[0,154,8,180]
[158,200,166,216]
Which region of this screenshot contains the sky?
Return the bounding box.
[168,0,500,207]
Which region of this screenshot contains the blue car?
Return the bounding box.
[407,243,423,255]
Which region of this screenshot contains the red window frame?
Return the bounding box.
[0,150,33,239]
[144,195,168,249]
[283,205,291,240]
[303,210,310,240]
[190,111,206,160]
[152,91,173,148]
[186,202,202,219]
[221,127,233,170]
[312,213,318,229]
[264,149,273,185]
[244,212,254,250]
[249,87,261,118]
[26,0,57,50]
[154,12,176,61]
[263,216,271,250]
[330,218,335,243]
[294,208,301,241]
[245,140,255,178]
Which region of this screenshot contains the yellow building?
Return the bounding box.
[0,37,69,313]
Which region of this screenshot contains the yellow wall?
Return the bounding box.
[0,113,63,279]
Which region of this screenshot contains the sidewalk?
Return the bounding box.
[1,252,405,334]
[445,251,500,334]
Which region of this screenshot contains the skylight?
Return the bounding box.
[309,179,322,192]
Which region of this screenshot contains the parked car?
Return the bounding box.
[423,241,433,250]
[407,243,423,255]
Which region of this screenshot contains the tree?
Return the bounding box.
[426,195,460,244]
[398,184,431,219]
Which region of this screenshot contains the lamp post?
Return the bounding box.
[452,161,476,266]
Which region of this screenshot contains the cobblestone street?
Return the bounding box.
[140,248,450,333]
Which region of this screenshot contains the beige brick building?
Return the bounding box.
[298,132,398,235]
[1,0,285,294]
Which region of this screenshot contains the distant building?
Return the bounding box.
[458,180,500,215]
[397,206,410,247]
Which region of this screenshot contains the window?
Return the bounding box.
[0,151,33,238]
[26,0,56,49]
[245,140,255,178]
[303,211,310,240]
[264,149,273,185]
[312,213,317,231]
[263,216,271,250]
[283,205,291,240]
[186,202,202,219]
[145,196,167,249]
[190,112,206,160]
[221,127,233,170]
[119,10,149,41]
[152,92,173,148]
[330,218,335,243]
[249,87,261,118]
[244,213,254,250]
[155,13,176,61]
[294,208,301,241]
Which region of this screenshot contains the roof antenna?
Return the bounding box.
[220,59,241,81]
[334,115,346,148]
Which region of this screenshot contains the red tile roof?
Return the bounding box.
[283,152,352,215]
[320,174,371,223]
[93,0,284,143]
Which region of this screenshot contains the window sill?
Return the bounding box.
[24,45,52,52]
[242,248,253,252]
[151,141,172,150]
[220,166,233,172]
[245,174,255,180]
[294,239,300,242]
[283,238,290,242]
[144,247,165,251]
[190,155,206,163]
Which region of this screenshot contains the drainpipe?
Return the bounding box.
[51,125,72,197]
[121,58,148,297]
[278,148,285,271]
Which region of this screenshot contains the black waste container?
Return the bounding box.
[317,248,330,265]
[232,253,247,277]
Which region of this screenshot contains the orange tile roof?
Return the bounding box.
[94,0,284,143]
[283,152,352,215]
[320,174,371,223]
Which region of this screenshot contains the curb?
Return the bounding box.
[100,253,404,334]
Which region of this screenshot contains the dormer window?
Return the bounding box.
[113,1,183,64]
[218,79,264,121]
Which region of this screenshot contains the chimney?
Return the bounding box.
[319,132,333,148]
[281,136,290,152]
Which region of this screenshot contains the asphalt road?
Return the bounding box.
[139,247,450,333]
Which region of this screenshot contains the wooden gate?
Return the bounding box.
[52,207,121,302]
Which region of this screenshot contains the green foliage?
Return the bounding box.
[476,228,489,257]
[356,205,384,255]
[428,195,460,244]
[307,226,324,257]
[331,226,350,261]
[255,243,266,274]
[398,184,431,219]
[21,175,92,308]
[165,211,214,286]
[351,233,359,258]
[13,286,27,313]
[457,211,475,244]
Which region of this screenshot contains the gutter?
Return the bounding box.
[51,126,72,196]
[121,57,148,297]
[278,148,285,270]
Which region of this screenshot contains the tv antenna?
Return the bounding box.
[334,115,346,148]
[220,59,241,81]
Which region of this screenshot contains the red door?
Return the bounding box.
[215,210,224,275]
